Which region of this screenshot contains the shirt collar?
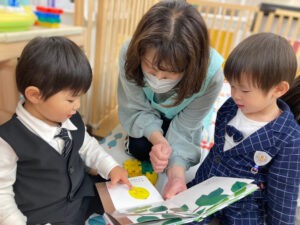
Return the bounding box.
[16,99,77,142]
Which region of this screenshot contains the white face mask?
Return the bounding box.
[143,71,181,94]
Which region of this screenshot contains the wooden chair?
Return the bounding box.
[187,0,258,59]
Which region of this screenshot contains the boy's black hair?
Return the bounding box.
[224,33,297,93]
[16,36,92,100]
[281,76,300,124]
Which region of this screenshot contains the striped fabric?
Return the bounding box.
[55,128,73,158]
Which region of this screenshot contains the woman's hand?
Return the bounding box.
[149,142,172,173]
[148,131,172,173]
[108,166,132,189]
[163,165,187,199]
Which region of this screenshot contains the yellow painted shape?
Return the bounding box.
[128,186,150,200]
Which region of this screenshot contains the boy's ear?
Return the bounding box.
[24,86,42,103]
[273,81,290,98]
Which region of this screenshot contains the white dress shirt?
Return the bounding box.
[0,100,119,225]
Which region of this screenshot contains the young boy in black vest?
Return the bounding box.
[0,36,131,225]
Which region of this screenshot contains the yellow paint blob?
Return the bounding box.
[128,186,150,199]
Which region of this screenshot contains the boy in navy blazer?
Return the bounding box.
[188,33,300,225]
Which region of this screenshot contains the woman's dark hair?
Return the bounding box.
[125,0,210,106]
[281,76,300,124]
[16,36,92,100]
[224,33,297,93]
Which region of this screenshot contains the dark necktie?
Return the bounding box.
[226,125,244,142]
[55,128,73,158]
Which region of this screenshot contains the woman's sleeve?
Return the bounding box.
[117,42,163,139]
[166,68,224,170]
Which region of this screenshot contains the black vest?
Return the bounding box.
[0,112,95,224]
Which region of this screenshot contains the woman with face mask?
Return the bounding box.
[118,0,224,199]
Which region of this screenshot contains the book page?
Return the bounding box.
[107,176,163,211]
[117,176,258,224]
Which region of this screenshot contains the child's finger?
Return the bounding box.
[122,178,133,189]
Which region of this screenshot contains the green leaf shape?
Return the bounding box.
[149,205,168,212]
[231,181,247,192]
[195,188,229,206]
[137,216,159,223]
[170,204,189,212]
[162,218,183,225]
[231,181,247,196]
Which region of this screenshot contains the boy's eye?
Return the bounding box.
[68,100,74,103]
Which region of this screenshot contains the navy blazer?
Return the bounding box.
[188,98,300,225]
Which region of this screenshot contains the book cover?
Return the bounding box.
[96,176,258,225]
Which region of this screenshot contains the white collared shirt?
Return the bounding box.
[224,109,268,151]
[0,100,119,225]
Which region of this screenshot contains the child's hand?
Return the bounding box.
[149,143,172,173]
[108,166,132,189]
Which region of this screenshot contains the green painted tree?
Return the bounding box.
[193,188,229,214]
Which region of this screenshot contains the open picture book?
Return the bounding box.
[96,175,258,225]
